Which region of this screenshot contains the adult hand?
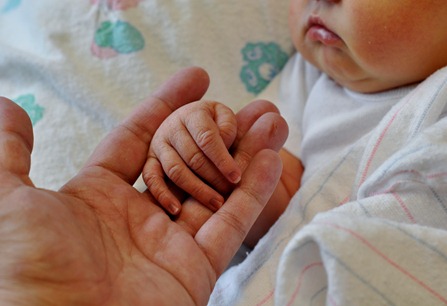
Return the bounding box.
[0,67,282,306]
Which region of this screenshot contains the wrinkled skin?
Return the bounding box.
[0,67,284,306]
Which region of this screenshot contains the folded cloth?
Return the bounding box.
[0,0,292,189]
[210,67,447,305]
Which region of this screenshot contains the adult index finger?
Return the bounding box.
[194,149,282,276]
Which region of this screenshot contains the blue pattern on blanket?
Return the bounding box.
[14,94,44,126]
[1,0,21,13]
[94,20,145,55]
[240,42,288,94]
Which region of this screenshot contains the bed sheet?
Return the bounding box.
[0,0,293,189]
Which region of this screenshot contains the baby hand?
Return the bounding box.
[143,101,241,215]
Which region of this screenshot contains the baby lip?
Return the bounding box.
[306,16,342,46]
[307,15,329,30]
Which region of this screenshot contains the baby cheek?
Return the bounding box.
[348,18,415,74]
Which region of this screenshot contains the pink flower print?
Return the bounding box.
[91,0,141,10]
[90,42,118,59]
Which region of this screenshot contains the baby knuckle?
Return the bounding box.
[166,163,184,182]
[219,126,236,145]
[188,151,208,172]
[208,175,231,193]
[143,172,160,187]
[196,129,217,150]
[189,181,211,198]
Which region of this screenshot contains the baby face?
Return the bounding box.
[289,0,447,93]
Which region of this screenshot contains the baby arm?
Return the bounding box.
[143,100,241,215]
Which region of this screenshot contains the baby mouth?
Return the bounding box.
[306,16,342,47]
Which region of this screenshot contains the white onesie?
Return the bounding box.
[276,54,414,183]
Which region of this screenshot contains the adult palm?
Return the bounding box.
[0,67,283,306]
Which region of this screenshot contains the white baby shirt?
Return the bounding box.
[271,53,415,184]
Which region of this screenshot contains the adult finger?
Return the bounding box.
[233,112,288,172]
[195,149,282,275]
[0,97,34,186]
[234,99,280,146]
[79,67,210,184]
[205,111,288,195]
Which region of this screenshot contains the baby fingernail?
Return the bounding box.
[229,171,241,184]
[169,203,180,215]
[210,198,223,210]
